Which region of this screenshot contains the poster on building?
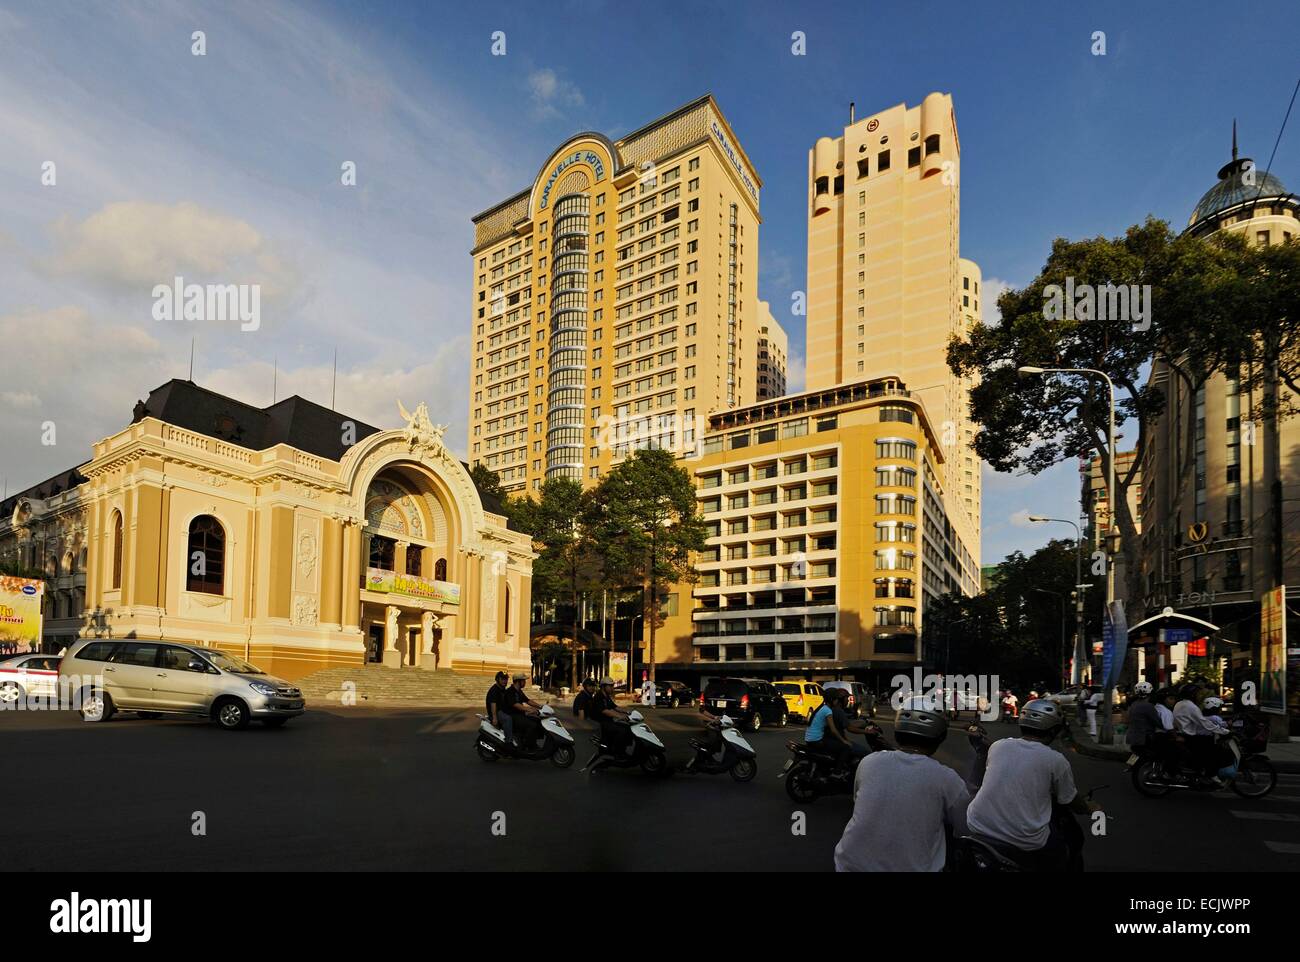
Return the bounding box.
[1101,600,1128,689]
[0,575,44,651]
[364,567,460,605]
[608,652,628,690]
[1260,584,1287,716]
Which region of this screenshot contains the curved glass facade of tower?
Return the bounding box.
[545,192,590,479]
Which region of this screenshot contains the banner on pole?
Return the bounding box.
[1102,600,1128,689]
[1260,585,1287,716]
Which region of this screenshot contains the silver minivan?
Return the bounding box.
[59,639,305,730]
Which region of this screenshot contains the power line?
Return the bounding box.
[1251,74,1299,203]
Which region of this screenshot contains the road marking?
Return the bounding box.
[1264,841,1300,854]
[1229,810,1300,821]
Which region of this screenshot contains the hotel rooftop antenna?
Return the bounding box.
[849,101,855,124]
[188,337,195,382]
[272,357,277,404]
[331,348,338,410]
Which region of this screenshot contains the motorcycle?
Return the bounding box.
[475,704,576,768]
[780,723,890,803]
[683,714,758,782]
[1127,729,1275,799]
[956,786,1106,873]
[584,710,671,776]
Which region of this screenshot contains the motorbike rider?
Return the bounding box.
[833,702,970,872]
[505,673,543,748]
[1172,684,1230,784]
[485,671,514,745]
[806,687,867,765]
[1124,681,1162,749]
[572,677,598,722]
[591,676,635,756]
[683,705,725,772]
[966,698,1100,871]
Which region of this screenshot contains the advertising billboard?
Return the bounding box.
[0,575,44,650]
[364,567,460,605]
[1260,585,1287,716]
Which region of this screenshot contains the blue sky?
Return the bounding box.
[1,0,1297,566]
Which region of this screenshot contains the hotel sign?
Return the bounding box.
[710,119,759,206]
[365,567,460,606]
[539,149,606,210]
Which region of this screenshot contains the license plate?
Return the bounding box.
[1125,753,1138,766]
[714,700,727,709]
[782,759,793,772]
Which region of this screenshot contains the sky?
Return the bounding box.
[1,0,1297,566]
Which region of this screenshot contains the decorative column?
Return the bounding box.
[420,610,441,671]
[383,604,402,668]
[341,520,363,631]
[394,540,409,577]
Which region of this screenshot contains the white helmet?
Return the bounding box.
[1202,696,1223,712]
[1133,681,1153,696]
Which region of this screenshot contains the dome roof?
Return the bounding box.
[1189,156,1290,227]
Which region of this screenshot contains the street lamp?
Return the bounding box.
[1019,365,1121,742]
[1028,515,1085,687]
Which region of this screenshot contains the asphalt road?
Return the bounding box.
[4,704,1299,871]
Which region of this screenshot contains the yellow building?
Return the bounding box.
[658,376,978,684]
[469,95,763,493]
[804,94,981,565]
[755,300,789,400]
[0,380,534,681]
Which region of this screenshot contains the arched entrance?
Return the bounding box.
[357,464,459,669]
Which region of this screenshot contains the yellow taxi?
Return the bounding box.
[774,680,823,723]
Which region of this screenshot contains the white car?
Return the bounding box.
[0,654,62,704]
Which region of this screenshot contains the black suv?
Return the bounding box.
[700,677,788,731]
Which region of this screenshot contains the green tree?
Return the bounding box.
[512,477,602,690]
[588,448,707,683]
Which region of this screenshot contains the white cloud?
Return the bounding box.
[785,347,807,394]
[527,68,585,119]
[979,276,1015,325]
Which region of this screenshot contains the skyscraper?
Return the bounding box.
[804,92,981,566]
[468,95,763,494]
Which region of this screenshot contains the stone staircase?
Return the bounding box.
[294,664,552,708]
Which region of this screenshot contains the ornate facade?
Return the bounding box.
[0,382,534,680]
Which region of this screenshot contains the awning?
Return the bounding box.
[1127,606,1220,643]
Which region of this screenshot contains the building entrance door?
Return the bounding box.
[368,624,384,664]
[406,627,420,667]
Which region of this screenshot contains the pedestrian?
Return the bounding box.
[1085,687,1104,737]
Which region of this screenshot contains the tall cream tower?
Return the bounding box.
[468,95,762,493]
[805,92,981,562]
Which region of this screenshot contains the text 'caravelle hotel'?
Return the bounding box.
[469,93,982,681]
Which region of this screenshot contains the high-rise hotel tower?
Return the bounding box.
[805,92,982,576]
[468,96,763,493]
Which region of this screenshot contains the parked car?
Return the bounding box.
[59,639,305,730]
[1049,685,1098,707]
[773,680,823,722]
[700,677,788,731]
[821,680,876,718]
[654,680,694,708]
[0,654,62,704]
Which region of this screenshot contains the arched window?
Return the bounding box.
[111,511,123,589]
[406,545,423,577]
[186,515,226,595]
[434,557,447,581]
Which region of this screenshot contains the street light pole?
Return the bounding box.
[1020,366,1120,742]
[1028,515,1085,687]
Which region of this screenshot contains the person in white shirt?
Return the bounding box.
[966,699,1099,871]
[1085,688,1105,736]
[1154,688,1176,731]
[834,703,969,872]
[1172,685,1229,782]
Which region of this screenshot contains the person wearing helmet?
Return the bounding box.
[833,704,969,872]
[1172,685,1230,784]
[572,677,598,722]
[591,676,634,756]
[1125,682,1164,750]
[505,672,543,748]
[965,698,1099,871]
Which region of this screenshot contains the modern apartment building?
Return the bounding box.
[804,93,982,565]
[1139,134,1299,732]
[658,376,979,685]
[755,300,788,400]
[468,95,763,494]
